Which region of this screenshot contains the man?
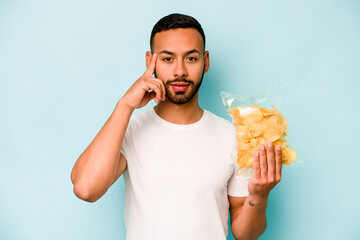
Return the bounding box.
[71,13,283,240]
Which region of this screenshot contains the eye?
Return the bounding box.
[163,57,172,62]
[188,57,197,61]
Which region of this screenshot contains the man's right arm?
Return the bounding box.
[71,99,134,202]
[70,52,165,203]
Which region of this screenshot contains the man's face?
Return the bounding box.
[148,28,209,104]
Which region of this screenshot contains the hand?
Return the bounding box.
[248,141,283,198]
[121,53,166,110]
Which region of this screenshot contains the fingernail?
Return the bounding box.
[260,144,265,150]
[276,145,281,151]
[267,141,272,148]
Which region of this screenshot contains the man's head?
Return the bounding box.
[147,13,209,105]
[150,13,206,53]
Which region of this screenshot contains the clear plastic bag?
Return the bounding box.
[220,80,302,173]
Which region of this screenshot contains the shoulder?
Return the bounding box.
[205,110,237,157]
[129,107,154,124]
[205,109,235,132]
[125,107,155,133]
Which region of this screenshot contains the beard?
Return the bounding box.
[154,65,205,105]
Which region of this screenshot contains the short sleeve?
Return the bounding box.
[227,140,253,197]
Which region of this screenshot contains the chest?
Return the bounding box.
[128,127,235,195]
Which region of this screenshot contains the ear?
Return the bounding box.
[204,51,210,73]
[145,51,153,69]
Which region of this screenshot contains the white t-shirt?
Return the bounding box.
[121,107,252,240]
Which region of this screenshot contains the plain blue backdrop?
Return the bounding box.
[1,0,359,239]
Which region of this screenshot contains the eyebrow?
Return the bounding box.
[158,49,201,55]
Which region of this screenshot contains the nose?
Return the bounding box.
[173,60,188,78]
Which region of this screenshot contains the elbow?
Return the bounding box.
[71,168,101,203]
[73,184,99,203]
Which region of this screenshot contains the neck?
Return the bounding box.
[153,93,204,125]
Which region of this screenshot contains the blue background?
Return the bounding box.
[1,0,359,239]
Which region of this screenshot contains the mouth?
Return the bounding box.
[170,83,190,92]
[171,84,189,91]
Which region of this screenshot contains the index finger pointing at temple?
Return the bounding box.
[144,53,157,77]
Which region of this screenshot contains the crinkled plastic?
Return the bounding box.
[220,80,302,174]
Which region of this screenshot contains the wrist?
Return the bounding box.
[247,193,269,207]
[117,97,135,112]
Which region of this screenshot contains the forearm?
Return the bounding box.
[231,194,269,240]
[71,98,133,201]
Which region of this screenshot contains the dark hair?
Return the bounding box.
[150,13,206,52]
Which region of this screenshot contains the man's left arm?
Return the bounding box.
[229,141,283,240]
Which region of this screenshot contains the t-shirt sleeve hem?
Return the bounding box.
[120,148,125,156]
[227,189,249,197]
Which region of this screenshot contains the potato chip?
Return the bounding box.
[229,104,297,170]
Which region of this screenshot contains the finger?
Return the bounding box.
[259,144,268,178]
[144,90,156,102]
[146,81,162,103]
[149,77,166,101]
[275,144,283,181]
[148,79,164,102]
[144,53,157,77]
[148,79,163,97]
[252,151,261,179]
[266,141,276,182]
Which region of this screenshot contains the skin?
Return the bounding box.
[148,28,209,124]
[71,27,282,240]
[229,143,282,240]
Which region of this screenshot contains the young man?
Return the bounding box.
[71,13,283,240]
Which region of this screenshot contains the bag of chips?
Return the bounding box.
[220,80,301,174]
